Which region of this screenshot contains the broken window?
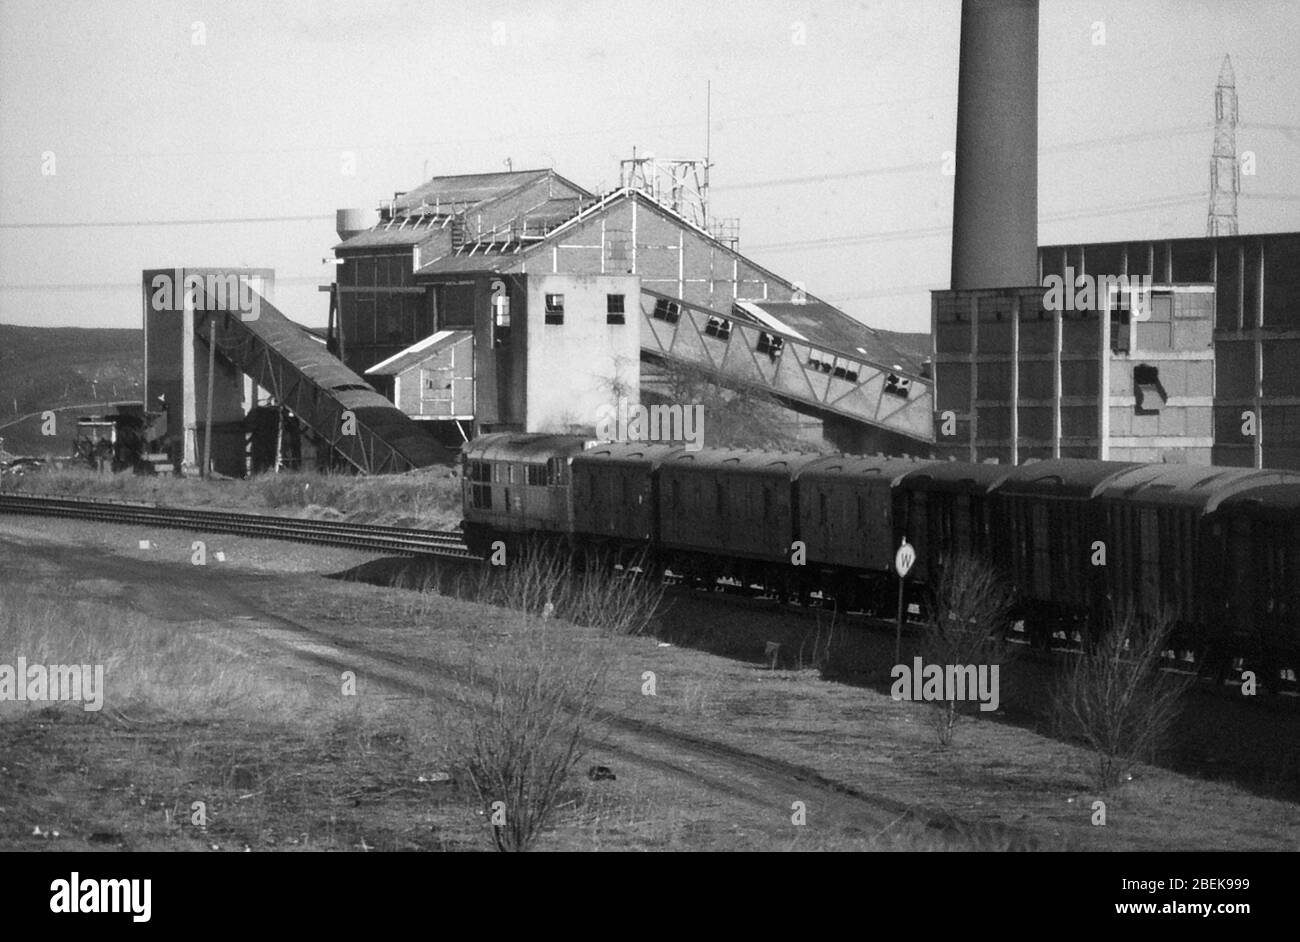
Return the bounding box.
[652,297,681,324]
[1134,364,1167,414]
[757,332,784,359]
[884,373,912,398]
[606,294,625,325]
[544,293,565,325]
[831,361,860,383]
[526,464,547,486]
[704,315,732,340]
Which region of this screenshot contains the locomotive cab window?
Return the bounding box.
[547,457,568,485]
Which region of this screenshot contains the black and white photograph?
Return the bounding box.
[0,0,1296,918]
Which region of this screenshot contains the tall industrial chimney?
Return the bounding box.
[950,0,1039,290]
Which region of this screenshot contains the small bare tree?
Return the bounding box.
[920,554,1017,746]
[449,617,607,852]
[1051,612,1194,791]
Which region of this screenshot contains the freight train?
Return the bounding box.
[460,432,1300,690]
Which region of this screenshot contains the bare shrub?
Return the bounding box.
[652,360,812,451]
[797,608,841,675]
[919,554,1017,746]
[473,543,665,637]
[447,617,606,852]
[1051,613,1195,791]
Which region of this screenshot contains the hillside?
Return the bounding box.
[0,325,144,457]
[0,324,935,459]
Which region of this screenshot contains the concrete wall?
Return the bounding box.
[394,333,473,419]
[1104,287,1215,463]
[521,273,641,433]
[143,267,271,476]
[932,283,1215,465]
[1041,232,1300,468]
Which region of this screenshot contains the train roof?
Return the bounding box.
[796,454,936,485]
[1098,465,1300,512]
[896,460,1015,494]
[659,447,823,478]
[1215,482,1300,515]
[461,432,594,463]
[571,441,687,468]
[995,459,1142,499]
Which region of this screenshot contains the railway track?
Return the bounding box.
[0,492,478,560]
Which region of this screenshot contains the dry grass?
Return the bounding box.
[2,465,463,529]
[395,546,667,638]
[0,583,310,721]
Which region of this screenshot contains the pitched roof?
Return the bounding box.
[411,185,926,377]
[735,299,923,375]
[364,330,472,376]
[393,169,592,215]
[395,170,551,213]
[334,216,449,251]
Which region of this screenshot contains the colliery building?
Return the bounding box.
[934,232,1300,469]
[328,168,935,455]
[933,0,1300,471]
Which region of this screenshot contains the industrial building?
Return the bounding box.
[330,166,936,455]
[142,266,448,475]
[141,0,1300,477]
[933,0,1300,470]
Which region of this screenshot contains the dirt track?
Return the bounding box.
[0,524,1025,847]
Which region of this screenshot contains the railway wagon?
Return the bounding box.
[991,459,1140,643]
[570,442,683,557]
[894,462,1013,587]
[1212,483,1300,683]
[794,454,934,611]
[1095,465,1300,654]
[656,448,819,587]
[460,433,591,556]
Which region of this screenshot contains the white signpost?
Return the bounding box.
[894,537,916,664]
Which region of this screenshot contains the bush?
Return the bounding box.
[1051,613,1194,790]
[919,554,1017,746]
[448,617,606,852]
[472,543,666,637]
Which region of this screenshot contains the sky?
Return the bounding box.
[1,0,1298,334]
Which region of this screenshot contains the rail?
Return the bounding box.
[0,493,477,560]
